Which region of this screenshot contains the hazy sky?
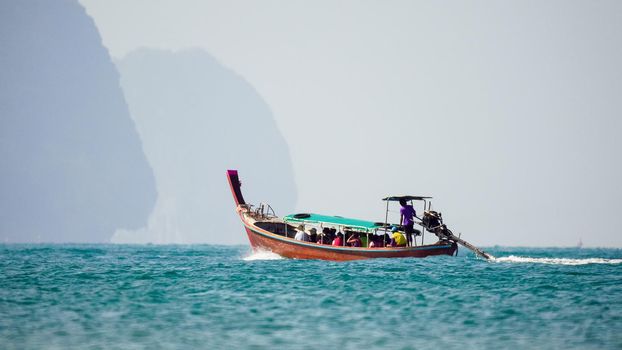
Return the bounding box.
[81,0,622,247]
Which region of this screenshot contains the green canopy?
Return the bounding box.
[283,213,383,232]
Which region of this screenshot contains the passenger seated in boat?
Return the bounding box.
[383,233,391,246]
[343,229,352,241]
[317,227,329,244]
[308,228,318,243]
[347,232,362,247]
[368,234,382,248]
[367,234,376,248]
[327,228,337,243]
[390,226,407,247]
[332,232,343,246]
[294,225,310,242]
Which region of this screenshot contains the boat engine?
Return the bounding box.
[420,209,494,260]
[422,211,442,230]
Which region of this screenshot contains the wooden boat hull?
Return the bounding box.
[241,216,457,261]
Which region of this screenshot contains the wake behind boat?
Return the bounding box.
[227,170,492,261]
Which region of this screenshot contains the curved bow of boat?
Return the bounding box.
[227,169,246,206]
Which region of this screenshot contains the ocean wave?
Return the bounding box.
[242,249,284,261]
[493,255,622,265]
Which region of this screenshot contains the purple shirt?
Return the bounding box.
[400,205,416,226]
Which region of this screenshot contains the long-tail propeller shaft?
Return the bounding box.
[421,211,494,260]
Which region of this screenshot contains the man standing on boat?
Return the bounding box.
[399,199,418,246]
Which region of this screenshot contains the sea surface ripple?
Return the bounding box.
[1,245,621,349]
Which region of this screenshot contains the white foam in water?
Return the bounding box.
[492,255,622,265]
[242,249,284,261]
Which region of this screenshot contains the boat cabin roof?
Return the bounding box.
[382,195,432,201]
[283,213,383,232]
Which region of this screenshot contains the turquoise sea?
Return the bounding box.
[1,245,621,349]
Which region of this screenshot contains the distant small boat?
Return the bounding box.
[227,170,491,261]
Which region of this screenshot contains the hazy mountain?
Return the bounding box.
[114,48,296,244]
[0,0,156,242]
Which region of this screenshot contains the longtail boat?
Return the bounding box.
[227,170,492,261]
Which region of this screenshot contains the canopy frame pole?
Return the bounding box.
[422,199,427,245]
[384,200,390,247]
[410,200,416,247]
